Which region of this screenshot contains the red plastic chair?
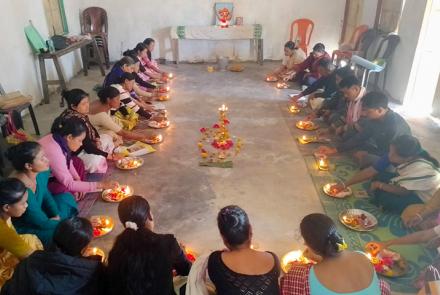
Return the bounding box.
[289,19,314,55]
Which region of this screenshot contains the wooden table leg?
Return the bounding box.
[53,56,67,107]
[27,105,40,135]
[80,46,89,76]
[92,39,106,76]
[38,56,50,104]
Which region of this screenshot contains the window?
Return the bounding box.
[43,0,68,35]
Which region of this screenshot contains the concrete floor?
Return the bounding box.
[23,62,324,258]
[21,62,439,294]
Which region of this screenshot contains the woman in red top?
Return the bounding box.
[293,43,330,86]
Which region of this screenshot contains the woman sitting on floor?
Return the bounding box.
[141,38,169,80]
[292,43,330,86]
[125,45,159,91]
[89,86,157,142]
[1,217,102,295]
[331,134,440,217]
[103,56,155,100]
[39,116,117,200]
[7,142,77,247]
[268,41,306,82]
[105,196,191,295]
[281,213,390,295]
[208,205,280,295]
[112,73,161,120]
[59,89,122,173]
[0,178,43,288]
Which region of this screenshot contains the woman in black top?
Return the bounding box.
[58,89,122,173]
[208,205,280,295]
[106,196,191,295]
[1,217,102,295]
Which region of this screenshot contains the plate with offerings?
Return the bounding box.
[296,120,319,131]
[148,120,170,129]
[323,183,352,198]
[102,185,133,203]
[115,157,144,170]
[365,244,408,278]
[339,209,377,231]
[90,215,114,238]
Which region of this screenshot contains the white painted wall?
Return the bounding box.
[385,0,428,102]
[0,0,84,104]
[361,0,378,27]
[77,0,345,62]
[0,0,345,104]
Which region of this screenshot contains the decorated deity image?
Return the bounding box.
[217,7,232,28]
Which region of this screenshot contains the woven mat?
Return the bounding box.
[279,101,437,293]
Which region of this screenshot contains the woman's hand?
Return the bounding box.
[290,94,302,102]
[50,215,61,221]
[98,180,119,190]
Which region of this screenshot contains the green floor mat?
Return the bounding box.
[278,101,436,293]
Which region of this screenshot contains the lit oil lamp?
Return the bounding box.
[318,157,329,171]
[298,135,315,144]
[84,247,105,262]
[281,250,312,273]
[276,82,285,89]
[289,105,300,114]
[219,104,228,112]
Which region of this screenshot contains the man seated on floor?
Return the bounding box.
[291,43,331,86]
[305,67,355,124]
[316,91,412,167]
[289,59,337,108]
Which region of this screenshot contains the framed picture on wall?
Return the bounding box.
[215,2,234,27]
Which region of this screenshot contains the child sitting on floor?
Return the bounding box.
[331,135,440,216]
[268,41,306,81]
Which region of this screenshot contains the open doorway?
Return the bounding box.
[404,0,440,116]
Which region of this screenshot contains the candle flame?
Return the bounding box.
[168,73,173,78]
[92,247,97,255]
[166,86,170,91]
[302,135,307,140]
[105,219,110,226]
